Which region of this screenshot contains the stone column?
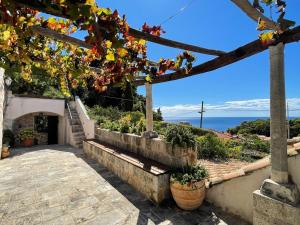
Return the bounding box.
[146,82,153,132]
[253,43,299,225]
[143,82,157,138]
[269,42,288,184]
[0,68,5,159]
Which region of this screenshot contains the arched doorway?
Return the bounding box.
[13,112,61,146]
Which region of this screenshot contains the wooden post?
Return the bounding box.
[269,42,288,184]
[0,68,5,159]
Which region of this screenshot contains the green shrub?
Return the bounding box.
[43,87,64,98]
[227,119,270,136]
[223,139,242,159]
[101,120,119,131]
[164,126,196,148]
[170,165,208,185]
[136,118,146,135]
[119,115,131,133]
[241,134,270,153]
[197,134,228,159]
[154,121,215,137]
[3,129,14,147]
[124,111,144,125]
[227,146,242,159]
[87,105,123,122]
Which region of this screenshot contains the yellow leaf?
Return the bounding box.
[117,48,128,58]
[18,16,26,23]
[106,40,112,48]
[48,18,56,24]
[145,75,152,82]
[138,39,146,45]
[106,49,115,61]
[97,8,112,15]
[257,18,267,31]
[3,31,10,41]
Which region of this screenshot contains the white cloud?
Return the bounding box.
[156,98,300,118]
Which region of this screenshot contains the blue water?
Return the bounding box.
[164,117,269,132]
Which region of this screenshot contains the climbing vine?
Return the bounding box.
[0,0,195,96]
[254,0,295,44]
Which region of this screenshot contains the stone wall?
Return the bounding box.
[83,140,170,204]
[95,127,197,168]
[206,152,300,224]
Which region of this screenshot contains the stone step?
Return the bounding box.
[71,119,81,125]
[72,125,83,132]
[73,131,85,137]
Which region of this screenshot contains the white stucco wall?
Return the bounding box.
[75,96,95,139]
[206,153,300,224]
[4,94,65,130]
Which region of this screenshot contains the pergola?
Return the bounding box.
[0,0,300,223]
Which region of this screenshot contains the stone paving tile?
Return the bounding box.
[0,145,250,225]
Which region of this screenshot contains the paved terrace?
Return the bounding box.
[0,145,248,225]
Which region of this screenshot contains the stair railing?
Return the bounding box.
[66,101,73,121]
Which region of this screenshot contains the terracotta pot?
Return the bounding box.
[22,138,34,147]
[1,146,10,158]
[170,179,206,210]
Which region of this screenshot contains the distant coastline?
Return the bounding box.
[164,117,271,132]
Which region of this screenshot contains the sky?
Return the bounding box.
[98,0,300,117]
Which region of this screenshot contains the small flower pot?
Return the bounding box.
[22,138,34,147]
[170,180,206,210]
[1,145,10,158]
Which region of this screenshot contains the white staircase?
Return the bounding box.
[67,104,85,148]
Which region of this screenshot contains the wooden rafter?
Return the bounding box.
[127,28,226,56]
[134,26,300,86]
[230,0,280,31]
[15,0,226,56]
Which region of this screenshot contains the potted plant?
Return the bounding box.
[1,143,10,158]
[17,128,36,147]
[170,165,208,210]
[1,129,15,158]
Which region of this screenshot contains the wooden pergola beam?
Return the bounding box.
[230,0,280,31]
[134,26,300,86]
[15,0,226,56]
[127,28,226,56]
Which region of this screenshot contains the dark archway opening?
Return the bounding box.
[47,116,58,145]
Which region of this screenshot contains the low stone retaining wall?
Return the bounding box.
[95,127,197,168]
[83,140,170,204]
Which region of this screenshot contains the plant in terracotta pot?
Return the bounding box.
[1,143,10,158]
[17,128,36,147]
[2,130,15,158]
[170,165,208,210]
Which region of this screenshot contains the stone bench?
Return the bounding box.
[83,140,170,204]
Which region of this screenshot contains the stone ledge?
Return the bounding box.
[261,179,299,206]
[95,127,197,168]
[83,140,171,204]
[253,190,300,225]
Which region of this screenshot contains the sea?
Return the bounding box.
[164,117,270,132]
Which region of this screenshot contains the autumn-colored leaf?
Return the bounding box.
[106,40,112,48]
[259,31,276,45]
[106,49,115,61]
[2,31,11,41]
[257,18,268,31]
[117,48,128,58]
